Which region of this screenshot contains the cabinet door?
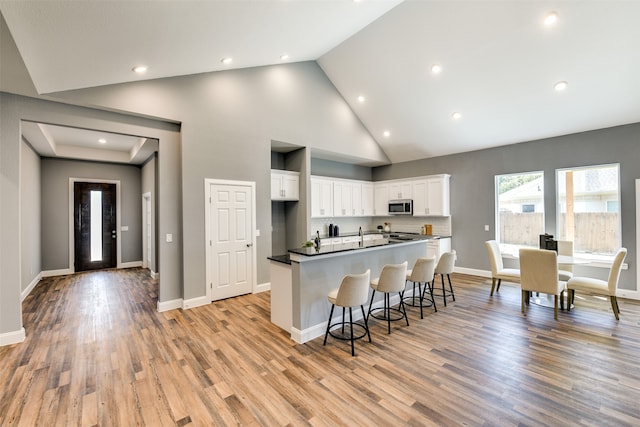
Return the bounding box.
[426,176,449,216]
[361,183,374,216]
[352,182,363,216]
[281,174,299,200]
[271,174,283,200]
[334,181,353,217]
[311,177,332,217]
[374,183,390,216]
[389,181,413,199]
[412,179,428,216]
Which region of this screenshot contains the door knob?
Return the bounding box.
[246,243,253,247]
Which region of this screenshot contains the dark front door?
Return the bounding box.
[74,182,117,272]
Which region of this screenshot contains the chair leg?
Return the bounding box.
[567,289,573,312]
[610,296,620,320]
[440,274,447,307]
[399,291,409,326]
[349,307,355,356]
[386,293,391,334]
[367,290,376,323]
[554,295,559,320]
[428,281,437,312]
[360,305,371,342]
[323,304,335,345]
[521,290,527,314]
[559,290,565,311]
[490,278,497,296]
[496,278,502,292]
[418,282,424,319]
[341,307,346,334]
[447,274,455,302]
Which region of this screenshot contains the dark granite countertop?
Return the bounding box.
[288,237,416,257]
[268,254,291,265]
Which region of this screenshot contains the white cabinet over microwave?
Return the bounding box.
[271,170,299,201]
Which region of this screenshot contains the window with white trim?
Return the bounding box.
[556,164,620,257]
[495,171,544,254]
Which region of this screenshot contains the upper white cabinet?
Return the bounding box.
[271,170,300,201]
[412,174,450,216]
[333,180,353,217]
[389,181,413,200]
[374,182,390,216]
[310,176,333,218]
[361,182,375,216]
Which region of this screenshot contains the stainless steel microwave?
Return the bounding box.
[388,199,413,215]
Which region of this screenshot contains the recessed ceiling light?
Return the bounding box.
[357,95,366,103]
[280,54,289,61]
[383,131,390,137]
[554,81,568,91]
[132,65,147,74]
[451,112,462,120]
[221,57,233,65]
[431,64,442,74]
[544,11,558,26]
[98,138,107,144]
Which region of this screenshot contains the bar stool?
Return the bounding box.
[434,251,457,307]
[323,269,371,356]
[367,261,408,334]
[405,256,437,318]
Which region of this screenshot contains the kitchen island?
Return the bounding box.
[269,237,429,343]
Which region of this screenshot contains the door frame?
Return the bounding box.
[68,177,122,273]
[142,191,155,276]
[204,178,257,302]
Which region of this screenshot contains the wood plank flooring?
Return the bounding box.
[2,268,640,426]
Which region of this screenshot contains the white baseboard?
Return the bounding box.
[455,267,491,278]
[157,298,182,312]
[120,261,143,269]
[21,273,43,301]
[254,281,270,293]
[0,327,25,347]
[182,295,210,310]
[150,270,158,279]
[41,268,73,278]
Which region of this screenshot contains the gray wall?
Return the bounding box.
[141,154,157,273]
[311,158,373,181]
[373,123,640,291]
[41,158,143,270]
[52,61,386,299]
[20,139,41,292]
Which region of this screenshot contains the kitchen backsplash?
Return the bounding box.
[310,216,451,238]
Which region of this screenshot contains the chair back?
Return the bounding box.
[607,248,627,294]
[557,240,574,273]
[335,269,371,307]
[407,257,436,283]
[519,248,560,294]
[376,262,408,293]
[485,240,503,275]
[435,250,456,275]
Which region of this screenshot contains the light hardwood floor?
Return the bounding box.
[2,268,640,426]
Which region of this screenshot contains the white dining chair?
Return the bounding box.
[519,248,566,320]
[567,248,627,320]
[485,240,520,296]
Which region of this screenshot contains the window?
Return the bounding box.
[495,172,544,253]
[557,164,620,256]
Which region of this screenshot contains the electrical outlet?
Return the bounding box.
[484,225,490,231]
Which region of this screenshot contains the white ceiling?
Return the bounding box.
[2,0,640,164]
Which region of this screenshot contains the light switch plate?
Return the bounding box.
[166,233,173,243]
[121,225,129,231]
[484,225,490,231]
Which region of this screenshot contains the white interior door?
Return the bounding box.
[208,182,254,301]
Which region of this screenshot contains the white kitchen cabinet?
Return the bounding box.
[427,237,452,261]
[389,180,413,200]
[374,182,390,216]
[333,180,353,217]
[310,176,333,218]
[361,182,375,216]
[412,174,450,216]
[270,170,299,201]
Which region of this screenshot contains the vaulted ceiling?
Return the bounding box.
[2,1,639,164]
